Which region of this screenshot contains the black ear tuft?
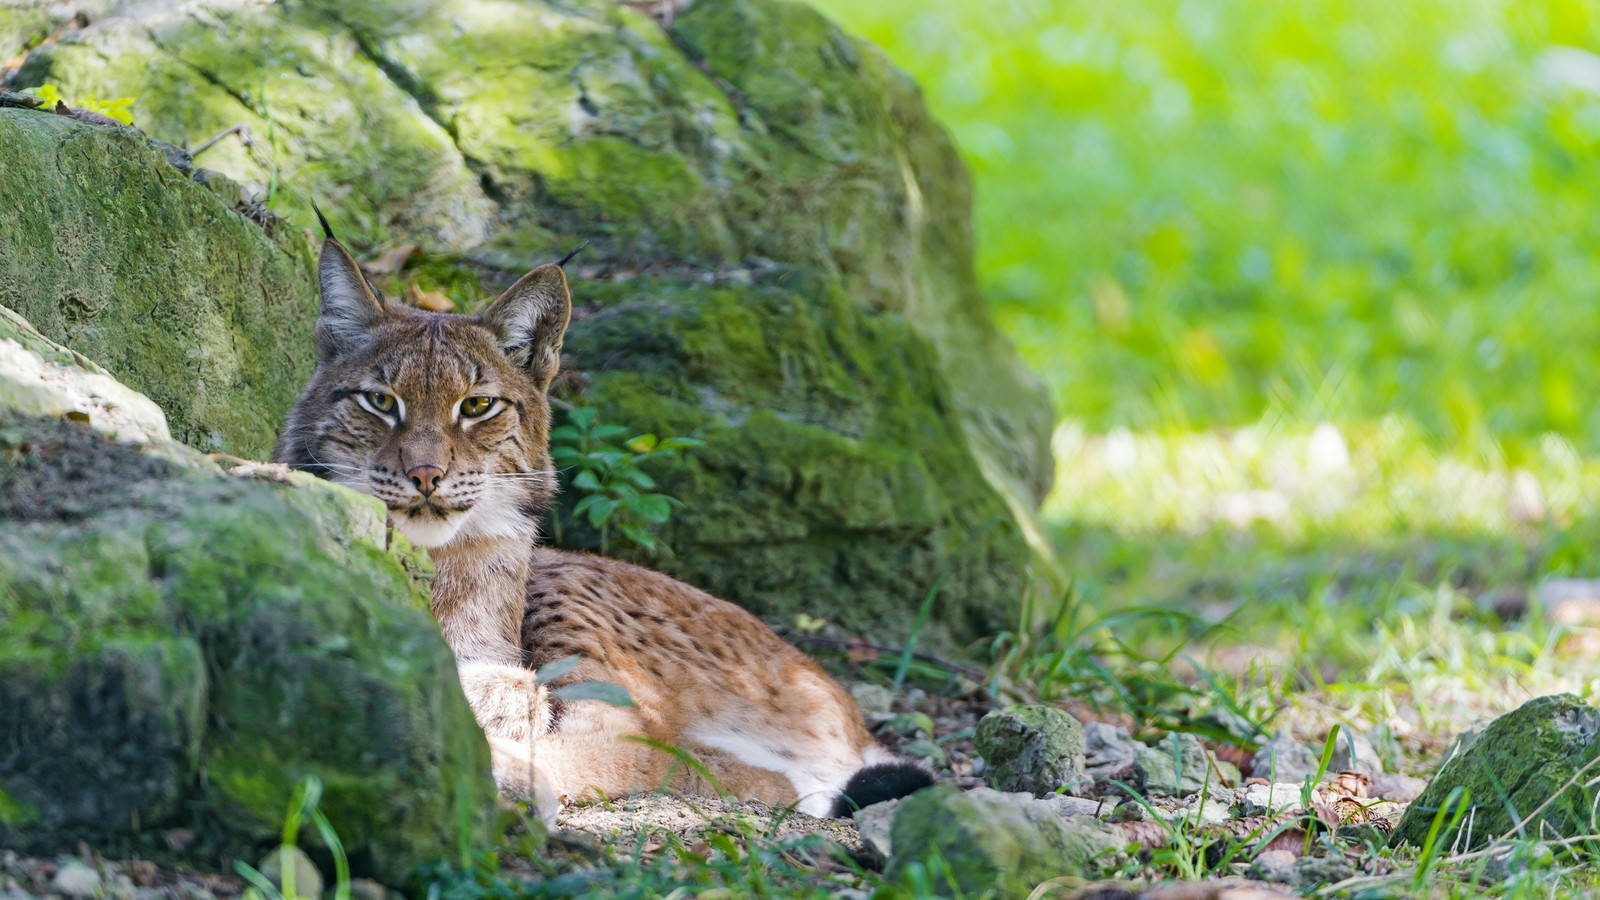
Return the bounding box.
[828,761,936,818]
[312,202,336,240]
[557,240,589,268]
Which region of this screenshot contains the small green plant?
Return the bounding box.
[234,775,350,900]
[549,406,702,555]
[26,83,135,124]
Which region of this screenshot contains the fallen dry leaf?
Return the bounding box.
[405,282,455,312]
[364,243,419,277]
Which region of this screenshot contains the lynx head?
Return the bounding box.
[274,236,571,550]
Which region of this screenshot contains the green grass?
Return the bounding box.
[807,0,1600,456]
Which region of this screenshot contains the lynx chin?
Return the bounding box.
[275,227,933,819]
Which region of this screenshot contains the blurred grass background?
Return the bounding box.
[808,0,1600,455]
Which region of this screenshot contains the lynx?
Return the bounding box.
[275,229,932,819]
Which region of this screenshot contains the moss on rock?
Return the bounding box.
[886,785,1123,898]
[0,332,498,880]
[0,108,318,458]
[974,704,1088,797]
[1391,694,1600,850]
[560,275,1027,644]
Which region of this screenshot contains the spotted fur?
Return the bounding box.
[276,236,931,819]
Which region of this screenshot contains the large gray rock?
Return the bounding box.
[1392,694,1600,850]
[7,0,1053,646]
[0,107,317,459]
[974,704,1087,796]
[0,306,497,882]
[886,785,1124,899]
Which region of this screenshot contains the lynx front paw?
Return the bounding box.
[487,736,562,826]
[458,662,553,743]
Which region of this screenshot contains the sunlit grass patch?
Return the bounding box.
[1021,417,1600,763]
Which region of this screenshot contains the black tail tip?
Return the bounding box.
[828,761,935,818]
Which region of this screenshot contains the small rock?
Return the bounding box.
[974,704,1086,796]
[1134,733,1213,797]
[259,847,323,900]
[887,785,1124,898]
[1083,722,1141,779]
[850,683,894,716]
[51,860,101,898]
[1250,733,1323,783]
[1368,773,1427,803]
[1238,782,1305,817]
[1169,796,1232,827]
[1328,728,1383,775]
[1037,794,1117,818]
[1212,758,1242,787]
[1250,848,1297,883]
[853,797,900,864]
[1291,855,1356,886]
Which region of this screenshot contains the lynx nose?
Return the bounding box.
[407,465,445,497]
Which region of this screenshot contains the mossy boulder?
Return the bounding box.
[886,785,1123,898]
[1391,694,1600,850]
[0,306,497,882]
[8,0,1053,644]
[974,704,1087,797]
[560,276,1029,642]
[0,106,317,459]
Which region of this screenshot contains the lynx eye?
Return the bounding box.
[365,391,396,414]
[460,396,495,418]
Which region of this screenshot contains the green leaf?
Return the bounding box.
[590,424,631,441]
[626,494,673,523]
[551,680,635,707]
[585,497,619,527]
[534,655,582,685]
[549,426,581,443]
[571,494,602,517]
[567,407,597,429]
[626,434,659,453]
[618,522,659,551]
[656,437,705,451]
[571,469,602,492]
[624,469,657,490]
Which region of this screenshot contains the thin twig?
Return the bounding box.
[191,123,250,159]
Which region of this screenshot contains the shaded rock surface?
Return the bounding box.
[974,703,1087,796]
[5,0,1052,645]
[0,107,317,459]
[886,784,1123,899]
[1391,693,1600,850]
[0,307,497,882]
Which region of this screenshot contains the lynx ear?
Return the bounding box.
[480,264,571,390]
[316,238,384,359]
